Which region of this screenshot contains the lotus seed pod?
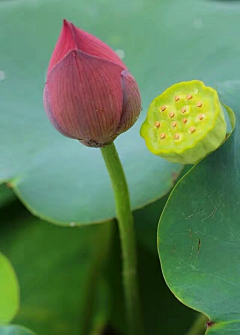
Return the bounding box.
[140,80,227,164]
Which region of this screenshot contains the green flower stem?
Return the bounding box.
[186,314,208,335]
[101,142,144,335]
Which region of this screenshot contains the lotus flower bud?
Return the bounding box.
[43,20,141,147]
[140,80,227,164]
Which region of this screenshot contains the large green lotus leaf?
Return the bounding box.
[135,166,191,253]
[0,253,19,325]
[2,0,240,224]
[0,325,36,335]
[0,201,112,335]
[206,322,240,335]
[158,81,240,334]
[0,0,182,226]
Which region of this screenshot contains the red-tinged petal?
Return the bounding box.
[45,50,124,147]
[48,20,77,73]
[116,70,141,134]
[70,22,127,69]
[43,85,76,139]
[48,20,127,73]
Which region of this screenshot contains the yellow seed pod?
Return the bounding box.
[140,80,227,164]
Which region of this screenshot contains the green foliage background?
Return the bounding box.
[1,0,240,334]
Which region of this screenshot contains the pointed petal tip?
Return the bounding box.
[63,19,76,33]
[69,21,83,38]
[63,19,70,26]
[62,19,73,33]
[63,19,78,32]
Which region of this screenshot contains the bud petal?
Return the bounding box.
[44,50,124,147]
[140,80,227,164]
[48,19,126,73]
[43,85,76,139]
[44,20,142,147]
[48,20,77,73]
[117,70,141,134]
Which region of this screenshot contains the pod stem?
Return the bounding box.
[186,313,208,335]
[101,142,144,335]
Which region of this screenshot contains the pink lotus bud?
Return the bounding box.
[43,19,141,147]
